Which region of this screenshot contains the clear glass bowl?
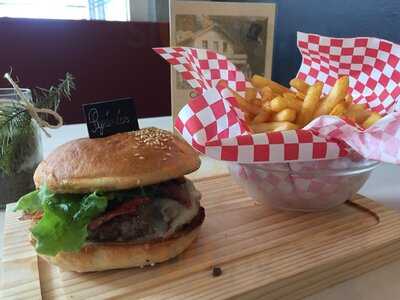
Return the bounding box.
[0,88,43,208]
[228,152,380,212]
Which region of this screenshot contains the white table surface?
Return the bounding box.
[1,116,400,300]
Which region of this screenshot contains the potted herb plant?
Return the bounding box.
[0,73,74,208]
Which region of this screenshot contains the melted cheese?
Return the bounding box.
[137,180,201,239]
[164,180,201,237]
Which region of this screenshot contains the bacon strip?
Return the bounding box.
[19,211,43,221]
[158,180,191,207]
[88,197,149,230]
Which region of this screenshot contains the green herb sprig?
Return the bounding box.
[0,73,75,175]
[33,73,75,113]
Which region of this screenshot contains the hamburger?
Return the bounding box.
[15,127,204,272]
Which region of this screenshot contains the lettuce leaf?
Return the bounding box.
[14,184,162,256]
[15,186,108,256]
[14,190,42,213]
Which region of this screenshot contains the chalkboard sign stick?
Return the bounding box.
[83,98,139,138]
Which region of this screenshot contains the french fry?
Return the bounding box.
[250,121,299,133]
[362,112,382,128]
[260,86,274,102]
[345,103,370,123]
[237,98,261,115]
[251,74,269,89]
[344,94,353,106]
[348,103,367,110]
[244,112,255,123]
[234,74,378,134]
[290,78,309,94]
[313,76,349,117]
[250,98,262,107]
[245,87,258,102]
[272,108,297,122]
[262,100,271,111]
[226,84,261,115]
[251,75,290,94]
[283,93,297,101]
[271,95,303,112]
[270,93,305,114]
[232,91,261,115]
[296,81,324,127]
[270,96,287,112]
[329,101,347,116]
[252,110,272,124]
[283,94,303,112]
[295,92,306,100]
[273,122,299,131]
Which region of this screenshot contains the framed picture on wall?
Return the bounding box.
[169,0,276,123]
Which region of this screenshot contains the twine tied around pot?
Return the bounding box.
[3,73,63,137]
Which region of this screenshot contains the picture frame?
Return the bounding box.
[169,0,276,124]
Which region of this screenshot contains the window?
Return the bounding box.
[90,0,130,21]
[0,0,129,21]
[202,40,208,48]
[223,41,228,53]
[213,41,219,51]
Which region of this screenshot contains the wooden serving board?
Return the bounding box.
[3,174,400,300]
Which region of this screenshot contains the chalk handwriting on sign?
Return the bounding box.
[83,98,139,138]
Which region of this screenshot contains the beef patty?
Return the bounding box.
[87,178,201,242]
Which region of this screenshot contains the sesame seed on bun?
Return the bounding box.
[34,127,201,193]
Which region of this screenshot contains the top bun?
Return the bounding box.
[34,128,200,193]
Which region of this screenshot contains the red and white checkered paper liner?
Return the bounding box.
[154,32,400,164]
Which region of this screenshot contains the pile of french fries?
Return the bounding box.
[228,75,382,133]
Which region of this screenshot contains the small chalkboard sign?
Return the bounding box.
[83,98,139,138]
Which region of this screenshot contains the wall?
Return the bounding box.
[0,18,170,124]
[214,0,400,85]
[2,1,398,123]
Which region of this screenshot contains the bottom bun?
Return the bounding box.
[40,207,205,272]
